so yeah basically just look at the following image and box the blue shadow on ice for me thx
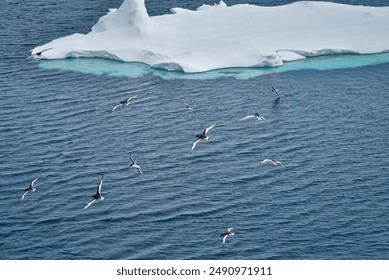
[38,52,389,80]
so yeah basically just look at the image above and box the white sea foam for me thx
[32,0,389,73]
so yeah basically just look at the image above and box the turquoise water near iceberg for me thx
[39,52,389,80]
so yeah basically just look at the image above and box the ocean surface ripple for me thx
[1,0,388,260]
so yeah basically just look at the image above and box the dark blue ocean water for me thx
[1,0,388,260]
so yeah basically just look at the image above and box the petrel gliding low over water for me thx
[260,159,285,168]
[83,175,104,209]
[112,96,136,111]
[130,156,143,175]
[221,227,235,246]
[185,104,196,114]
[20,178,38,202]
[240,113,269,124]
[190,124,216,154]
[272,85,280,95]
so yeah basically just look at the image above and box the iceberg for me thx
[31,0,389,73]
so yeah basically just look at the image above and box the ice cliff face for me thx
[91,0,150,36]
[32,0,389,73]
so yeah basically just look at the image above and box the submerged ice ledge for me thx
[32,0,389,73]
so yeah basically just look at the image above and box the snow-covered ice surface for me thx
[32,0,389,73]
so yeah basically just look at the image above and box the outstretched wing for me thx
[84,199,96,209]
[260,159,273,165]
[20,191,29,202]
[126,95,136,102]
[221,234,228,245]
[276,161,285,168]
[190,138,201,154]
[30,178,38,187]
[204,124,216,134]
[240,115,254,120]
[112,104,121,111]
[129,156,136,164]
[97,175,104,194]
[227,227,234,233]
[137,167,143,175]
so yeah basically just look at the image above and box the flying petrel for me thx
[129,156,142,175]
[29,47,53,58]
[271,85,280,95]
[112,96,136,111]
[260,159,285,168]
[190,124,216,154]
[185,104,196,114]
[83,175,104,209]
[221,227,235,246]
[20,178,38,202]
[240,113,269,124]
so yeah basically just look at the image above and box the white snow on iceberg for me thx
[31,0,389,73]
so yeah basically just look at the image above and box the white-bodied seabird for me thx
[190,124,216,154]
[260,158,285,168]
[129,156,142,175]
[240,113,269,124]
[83,175,104,209]
[20,178,38,202]
[112,96,136,111]
[221,227,235,246]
